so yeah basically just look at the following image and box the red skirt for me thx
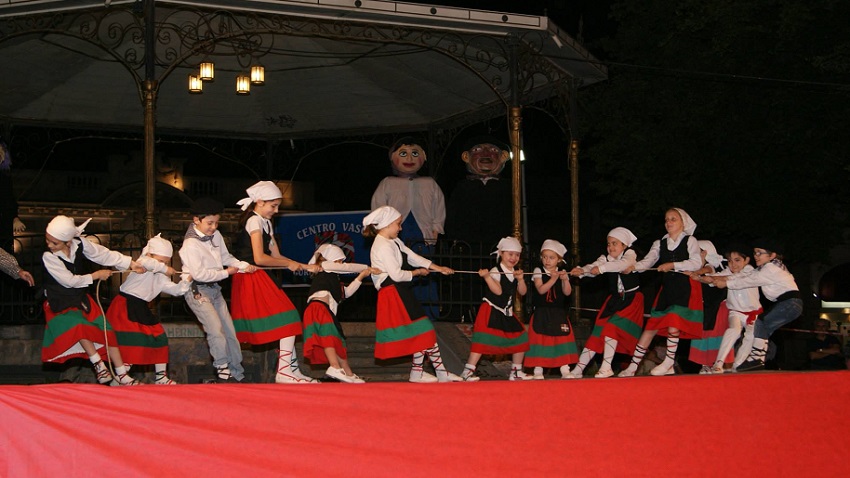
[470,302,529,355]
[302,301,347,364]
[105,295,169,365]
[525,308,578,367]
[584,292,646,355]
[41,295,113,363]
[645,279,704,339]
[374,285,436,359]
[231,271,302,345]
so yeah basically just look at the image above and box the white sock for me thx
[461,364,476,379]
[716,324,742,367]
[277,336,296,376]
[624,344,647,373]
[601,337,618,371]
[534,366,544,376]
[573,348,595,375]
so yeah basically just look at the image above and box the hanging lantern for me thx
[250,65,265,85]
[199,61,215,81]
[236,74,250,95]
[188,74,203,93]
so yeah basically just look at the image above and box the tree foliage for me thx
[580,0,850,262]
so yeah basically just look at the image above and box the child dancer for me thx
[694,244,762,373]
[462,236,531,381]
[106,234,190,384]
[619,208,704,377]
[688,240,732,374]
[569,227,644,378]
[702,238,800,371]
[362,206,461,383]
[41,215,140,385]
[231,181,319,384]
[303,244,378,383]
[180,198,255,383]
[525,239,578,379]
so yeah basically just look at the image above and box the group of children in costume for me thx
[33,176,801,384]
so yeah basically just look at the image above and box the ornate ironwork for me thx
[1,3,577,119]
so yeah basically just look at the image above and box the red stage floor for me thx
[1,371,847,477]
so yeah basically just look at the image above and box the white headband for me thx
[236,181,283,211]
[698,240,724,268]
[142,233,173,258]
[540,239,567,258]
[493,236,522,255]
[671,208,697,236]
[362,206,401,230]
[46,216,91,242]
[309,243,346,264]
[608,227,637,248]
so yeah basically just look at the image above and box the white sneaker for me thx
[460,371,481,382]
[291,368,319,383]
[508,369,533,381]
[711,364,725,374]
[324,366,364,383]
[436,371,464,382]
[650,360,675,376]
[409,369,439,383]
[276,372,320,384]
[594,368,614,378]
[699,365,712,375]
[155,376,178,385]
[533,367,545,380]
[617,367,637,378]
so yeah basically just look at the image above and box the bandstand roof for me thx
[0,0,606,140]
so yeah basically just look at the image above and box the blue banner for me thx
[275,210,371,284]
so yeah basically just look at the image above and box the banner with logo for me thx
[275,210,370,284]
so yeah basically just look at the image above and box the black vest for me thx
[604,249,641,293]
[234,222,272,264]
[532,269,567,309]
[483,264,517,310]
[308,271,345,305]
[43,238,94,313]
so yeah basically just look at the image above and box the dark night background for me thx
[7,0,850,270]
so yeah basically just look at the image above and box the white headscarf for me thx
[671,208,697,236]
[540,239,567,258]
[493,236,522,255]
[236,181,283,211]
[142,233,173,258]
[309,244,346,265]
[362,206,401,230]
[46,216,91,242]
[607,227,637,248]
[697,240,724,268]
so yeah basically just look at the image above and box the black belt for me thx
[774,290,801,302]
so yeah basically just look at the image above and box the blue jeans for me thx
[184,284,244,380]
[754,298,803,340]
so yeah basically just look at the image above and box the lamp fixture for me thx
[199,61,215,81]
[250,65,265,85]
[236,74,250,95]
[188,74,203,93]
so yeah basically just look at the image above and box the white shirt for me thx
[119,256,191,301]
[178,228,249,284]
[43,237,132,288]
[711,264,761,312]
[369,234,432,290]
[634,235,702,272]
[577,249,638,276]
[371,176,446,243]
[725,261,798,302]
[575,249,639,293]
